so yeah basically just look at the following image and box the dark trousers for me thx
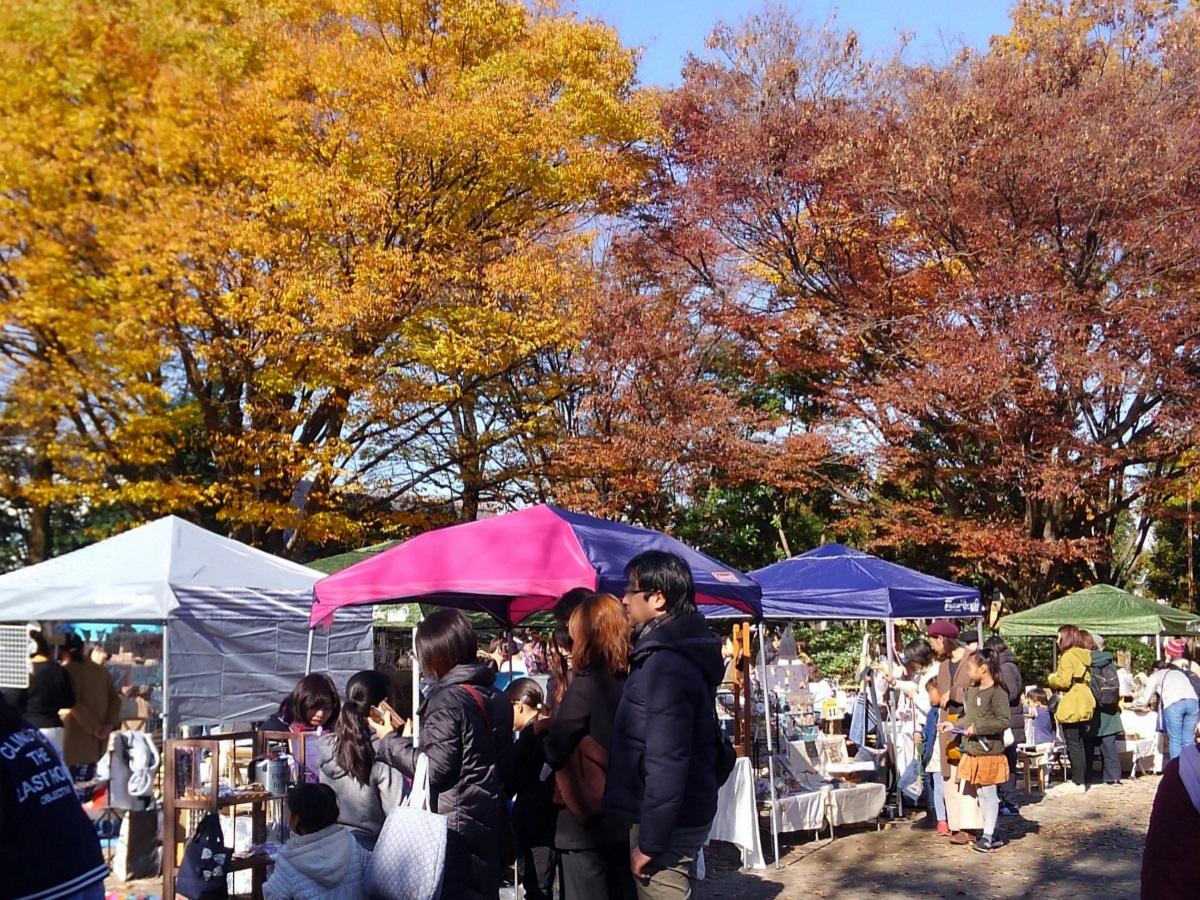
[997,743,1019,806]
[1062,723,1090,785]
[1096,732,1122,784]
[560,842,637,900]
[521,846,557,900]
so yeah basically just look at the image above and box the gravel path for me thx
[700,776,1157,899]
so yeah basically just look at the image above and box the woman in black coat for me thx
[544,592,636,900]
[373,609,513,900]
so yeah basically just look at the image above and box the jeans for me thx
[1062,722,1089,785]
[1163,698,1200,762]
[931,772,946,821]
[630,823,710,900]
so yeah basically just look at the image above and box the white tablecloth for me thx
[1120,709,1164,774]
[707,756,766,869]
[827,782,887,827]
[772,789,827,833]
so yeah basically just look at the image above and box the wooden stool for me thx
[1018,749,1046,794]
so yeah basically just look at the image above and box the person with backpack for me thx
[1046,624,1096,793]
[1139,638,1200,762]
[1088,634,1123,785]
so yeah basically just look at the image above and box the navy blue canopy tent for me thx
[703,543,981,620]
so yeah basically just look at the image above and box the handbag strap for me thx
[460,684,500,754]
[407,752,432,811]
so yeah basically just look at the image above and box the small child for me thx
[262,783,370,900]
[941,649,1011,853]
[1025,688,1056,745]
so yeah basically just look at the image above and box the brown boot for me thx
[949,830,972,845]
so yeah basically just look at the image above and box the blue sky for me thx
[568,0,1015,86]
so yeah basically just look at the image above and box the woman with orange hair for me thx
[544,592,636,900]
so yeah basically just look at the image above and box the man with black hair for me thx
[604,550,724,899]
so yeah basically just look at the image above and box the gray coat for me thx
[318,734,407,849]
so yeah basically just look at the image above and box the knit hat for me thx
[927,619,960,639]
[1165,637,1187,659]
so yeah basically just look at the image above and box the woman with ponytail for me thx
[318,670,406,849]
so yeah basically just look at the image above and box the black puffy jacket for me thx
[996,649,1025,733]
[602,612,724,857]
[378,663,513,900]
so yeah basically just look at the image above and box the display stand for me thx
[163,732,283,900]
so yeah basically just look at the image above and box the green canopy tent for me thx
[998,584,1200,637]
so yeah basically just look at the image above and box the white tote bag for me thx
[367,753,447,900]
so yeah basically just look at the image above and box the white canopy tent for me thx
[0,516,372,731]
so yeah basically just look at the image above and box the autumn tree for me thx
[648,2,1200,606]
[0,0,654,559]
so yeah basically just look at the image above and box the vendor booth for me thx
[997,583,1200,639]
[707,544,983,865]
[0,515,373,732]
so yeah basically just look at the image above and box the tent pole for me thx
[758,622,781,868]
[304,627,315,675]
[1156,633,1163,660]
[885,619,901,818]
[412,624,421,748]
[161,620,171,738]
[507,628,518,892]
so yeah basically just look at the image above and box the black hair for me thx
[983,635,1009,655]
[62,632,85,664]
[416,608,478,680]
[971,648,1009,696]
[291,673,341,728]
[506,677,544,710]
[555,587,594,626]
[624,550,696,618]
[29,630,49,658]
[902,638,934,669]
[287,782,340,835]
[335,670,391,786]
[1026,687,1048,704]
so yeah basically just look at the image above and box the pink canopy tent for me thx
[309,504,762,628]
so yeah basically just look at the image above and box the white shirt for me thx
[1142,663,1198,708]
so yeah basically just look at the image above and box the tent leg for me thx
[161,620,171,738]
[758,623,781,869]
[885,620,901,818]
[507,630,518,893]
[412,624,421,748]
[304,627,315,675]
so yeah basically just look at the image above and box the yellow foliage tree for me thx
[0,0,654,558]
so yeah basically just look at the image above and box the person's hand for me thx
[402,717,414,737]
[369,716,396,740]
[938,722,954,733]
[964,725,976,736]
[631,846,653,882]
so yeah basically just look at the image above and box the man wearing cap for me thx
[927,620,980,843]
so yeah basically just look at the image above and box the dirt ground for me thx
[108,776,1157,898]
[699,776,1157,900]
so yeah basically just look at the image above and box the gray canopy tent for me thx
[0,516,373,732]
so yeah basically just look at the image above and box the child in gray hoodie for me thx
[263,783,371,900]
